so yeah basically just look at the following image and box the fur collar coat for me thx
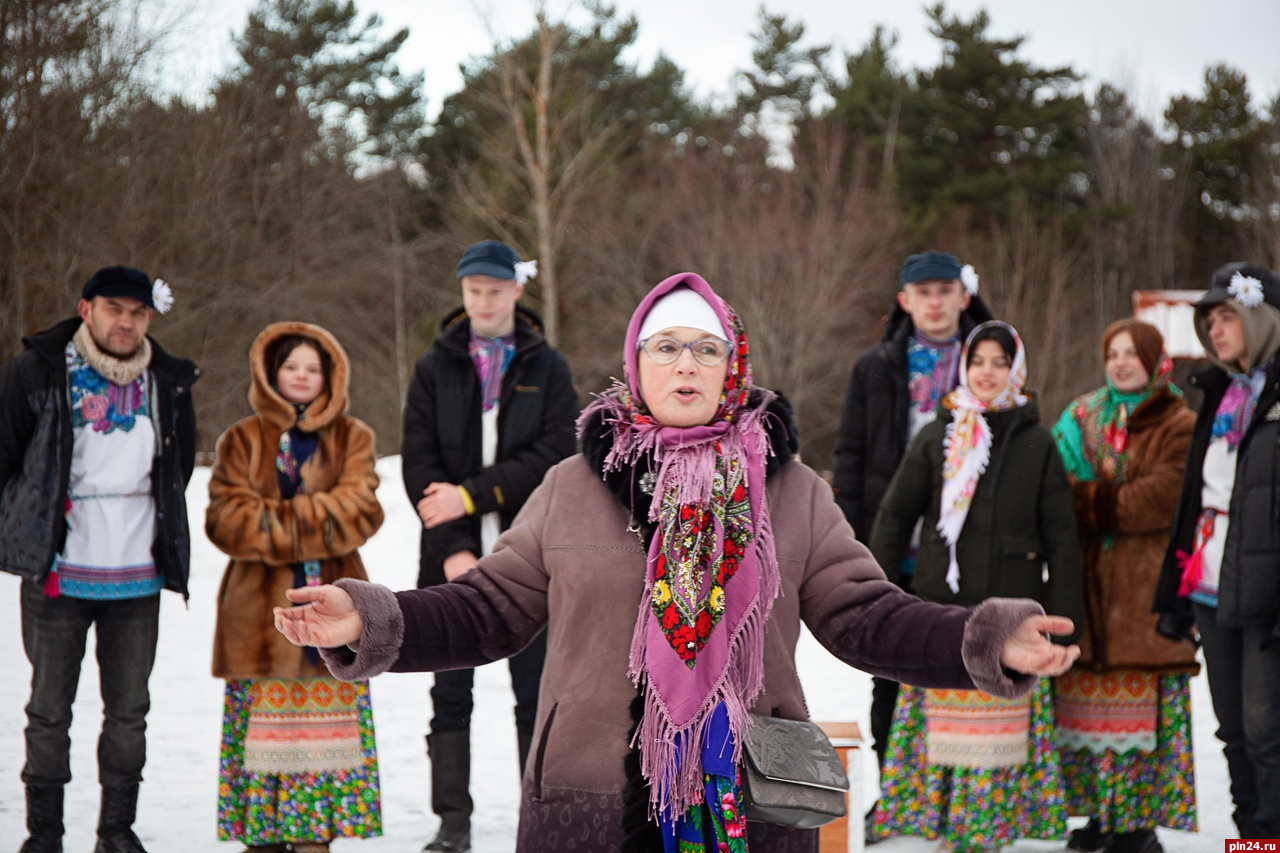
[208,321,384,679]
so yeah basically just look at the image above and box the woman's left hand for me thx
[1000,614,1080,676]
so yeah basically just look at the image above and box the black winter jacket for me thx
[0,318,200,597]
[831,298,993,543]
[401,305,579,588]
[1155,362,1280,643]
[868,397,1083,641]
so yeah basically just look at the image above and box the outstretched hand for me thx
[1000,614,1080,677]
[273,584,363,649]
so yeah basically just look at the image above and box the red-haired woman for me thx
[1051,319,1199,853]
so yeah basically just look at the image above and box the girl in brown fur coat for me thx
[207,322,385,852]
[1051,320,1199,853]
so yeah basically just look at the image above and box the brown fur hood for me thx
[249,321,351,432]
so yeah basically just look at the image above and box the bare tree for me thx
[449,3,627,346]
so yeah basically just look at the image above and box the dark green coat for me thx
[869,397,1083,642]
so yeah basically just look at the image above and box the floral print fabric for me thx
[871,679,1067,853]
[652,456,753,667]
[907,332,961,439]
[1060,674,1197,833]
[66,342,149,433]
[218,677,382,844]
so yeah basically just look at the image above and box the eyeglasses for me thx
[639,335,731,366]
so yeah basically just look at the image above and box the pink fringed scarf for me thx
[578,273,779,822]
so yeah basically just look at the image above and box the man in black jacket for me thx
[0,266,199,853]
[1155,262,1280,841]
[401,240,578,853]
[830,251,992,827]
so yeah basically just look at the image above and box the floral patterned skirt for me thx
[1058,673,1197,833]
[871,679,1067,852]
[218,677,382,844]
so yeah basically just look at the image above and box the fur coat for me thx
[208,321,383,679]
[1072,387,1199,671]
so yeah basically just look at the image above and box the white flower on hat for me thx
[151,278,174,314]
[1228,271,1264,309]
[959,264,979,296]
[514,260,538,286]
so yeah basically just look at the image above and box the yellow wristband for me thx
[457,485,476,516]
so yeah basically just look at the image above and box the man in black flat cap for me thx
[401,240,579,852]
[0,266,199,853]
[1155,262,1280,842]
[830,250,993,837]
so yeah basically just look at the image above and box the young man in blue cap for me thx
[0,266,199,853]
[831,250,992,836]
[401,240,579,852]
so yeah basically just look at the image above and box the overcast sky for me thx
[167,0,1280,123]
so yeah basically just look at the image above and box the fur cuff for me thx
[961,598,1043,699]
[319,578,405,680]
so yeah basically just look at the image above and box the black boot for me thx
[93,784,148,853]
[1067,818,1112,852]
[517,728,534,778]
[19,785,64,853]
[1108,828,1162,853]
[424,731,472,853]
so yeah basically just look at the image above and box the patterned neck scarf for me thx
[908,330,962,418]
[1212,360,1271,450]
[938,321,1029,594]
[1054,351,1178,483]
[276,409,319,499]
[469,328,516,412]
[577,274,777,835]
[64,342,150,435]
[278,417,322,661]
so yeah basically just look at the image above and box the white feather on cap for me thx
[960,264,979,296]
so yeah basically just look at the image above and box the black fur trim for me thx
[580,388,801,547]
[620,692,663,852]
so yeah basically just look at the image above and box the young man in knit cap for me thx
[830,250,992,835]
[401,240,579,852]
[1155,262,1280,842]
[0,266,199,853]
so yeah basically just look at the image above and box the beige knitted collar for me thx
[73,323,151,386]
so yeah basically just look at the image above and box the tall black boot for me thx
[517,729,534,778]
[93,784,148,853]
[19,784,64,853]
[424,731,472,853]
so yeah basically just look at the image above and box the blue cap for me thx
[456,240,520,281]
[81,265,154,308]
[900,251,962,285]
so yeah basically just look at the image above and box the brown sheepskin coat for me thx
[1070,387,1198,672]
[208,322,384,679]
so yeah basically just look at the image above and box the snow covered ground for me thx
[0,459,1235,850]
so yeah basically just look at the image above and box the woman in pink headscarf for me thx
[273,273,1078,852]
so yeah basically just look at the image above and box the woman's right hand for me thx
[274,584,363,648]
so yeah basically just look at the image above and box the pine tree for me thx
[895,4,1088,229]
[1165,63,1266,280]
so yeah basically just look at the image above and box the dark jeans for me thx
[1194,601,1280,835]
[20,581,160,787]
[430,628,547,735]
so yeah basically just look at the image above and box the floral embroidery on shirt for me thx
[66,343,149,434]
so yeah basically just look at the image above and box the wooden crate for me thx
[815,721,865,853]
